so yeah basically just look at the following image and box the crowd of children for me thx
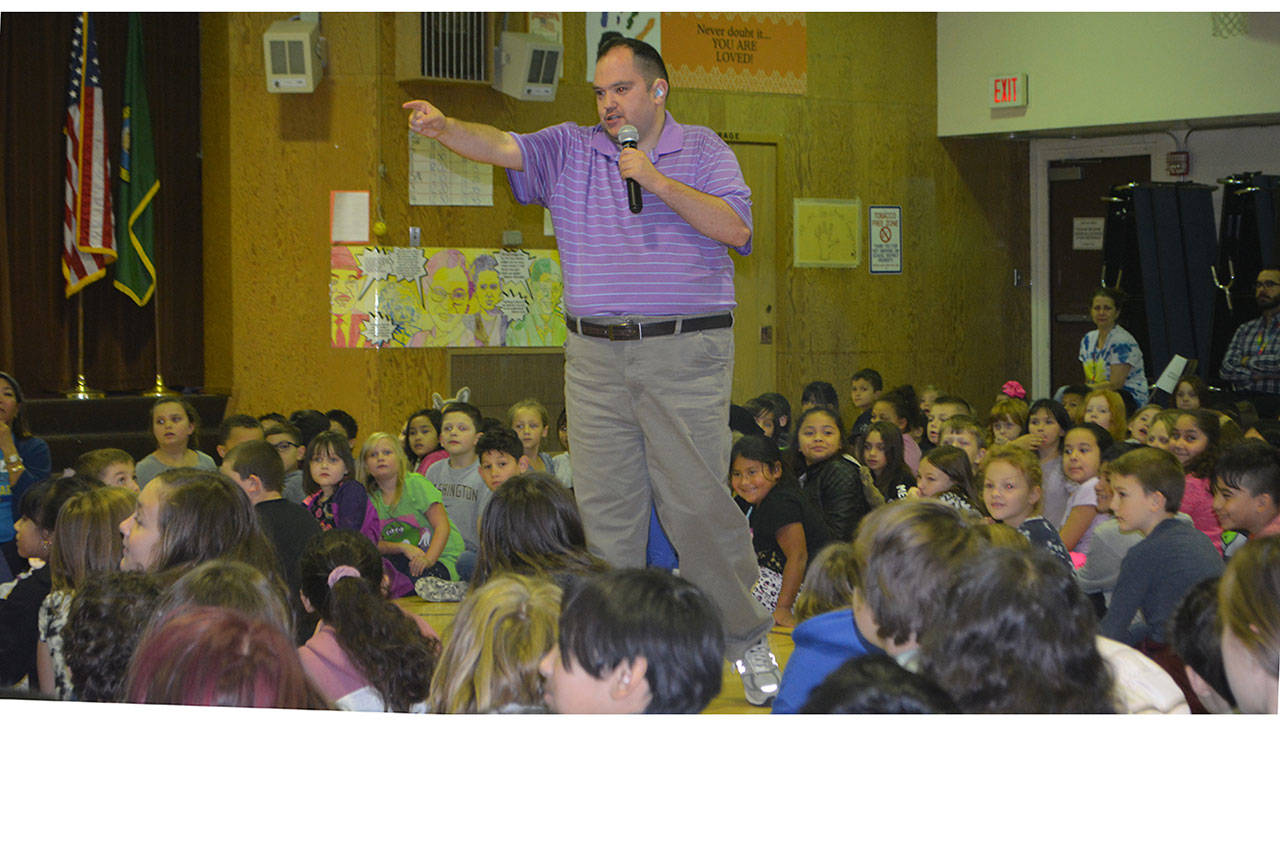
[0,362,1278,715]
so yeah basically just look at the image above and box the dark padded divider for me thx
[1179,184,1218,381]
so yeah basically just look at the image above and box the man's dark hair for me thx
[596,36,669,89]
[851,368,883,392]
[325,408,358,442]
[800,655,958,714]
[476,425,524,462]
[225,439,286,494]
[558,568,724,714]
[264,421,302,445]
[1214,438,1280,504]
[1169,576,1236,708]
[217,414,263,445]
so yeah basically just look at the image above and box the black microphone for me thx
[619,124,642,214]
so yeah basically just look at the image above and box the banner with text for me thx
[661,12,806,95]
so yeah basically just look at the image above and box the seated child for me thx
[425,401,491,581]
[793,542,859,623]
[919,545,1116,713]
[1211,439,1280,539]
[476,426,529,494]
[427,573,562,713]
[403,407,447,475]
[800,380,839,412]
[1170,577,1236,713]
[757,392,793,450]
[926,395,971,448]
[791,406,873,541]
[938,414,987,469]
[508,398,556,475]
[1101,447,1224,648]
[799,654,958,714]
[980,445,1073,571]
[0,475,96,689]
[870,389,921,473]
[325,408,358,451]
[38,486,137,698]
[265,421,307,504]
[125,605,326,709]
[297,529,441,712]
[848,368,883,442]
[730,435,829,628]
[301,431,404,594]
[861,421,916,501]
[215,414,265,461]
[134,397,217,489]
[469,473,609,593]
[361,432,464,584]
[1082,389,1128,443]
[145,558,296,642]
[538,568,724,714]
[772,501,982,714]
[1059,423,1112,556]
[988,397,1028,446]
[1216,536,1280,713]
[908,445,983,518]
[221,439,324,639]
[1059,384,1090,424]
[1126,404,1161,445]
[551,407,572,488]
[74,448,139,492]
[62,571,163,701]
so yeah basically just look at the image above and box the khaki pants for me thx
[565,326,772,660]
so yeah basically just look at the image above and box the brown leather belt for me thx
[565,312,733,341]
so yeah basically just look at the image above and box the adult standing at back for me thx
[404,36,780,702]
[0,372,51,583]
[1079,287,1149,407]
[1220,267,1280,417]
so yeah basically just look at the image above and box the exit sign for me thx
[990,74,1027,108]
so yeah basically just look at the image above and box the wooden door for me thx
[729,142,778,404]
[1048,155,1151,393]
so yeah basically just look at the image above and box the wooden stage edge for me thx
[401,599,795,716]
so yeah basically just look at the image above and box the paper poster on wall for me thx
[586,12,660,79]
[330,191,370,244]
[868,205,902,274]
[794,198,861,268]
[330,245,565,349]
[1073,217,1105,251]
[409,133,493,207]
[662,12,807,95]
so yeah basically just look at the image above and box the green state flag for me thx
[114,12,159,307]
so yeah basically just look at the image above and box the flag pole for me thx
[64,294,104,399]
[145,281,167,396]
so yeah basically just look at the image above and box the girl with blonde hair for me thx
[427,573,562,714]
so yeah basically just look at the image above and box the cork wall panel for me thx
[201,13,234,394]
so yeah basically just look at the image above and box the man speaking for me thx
[404,36,780,703]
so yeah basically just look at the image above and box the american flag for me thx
[62,12,115,296]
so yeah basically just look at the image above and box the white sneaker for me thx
[735,636,780,706]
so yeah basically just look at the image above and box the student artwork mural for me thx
[330,246,567,349]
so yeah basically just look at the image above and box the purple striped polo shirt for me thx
[506,113,752,318]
